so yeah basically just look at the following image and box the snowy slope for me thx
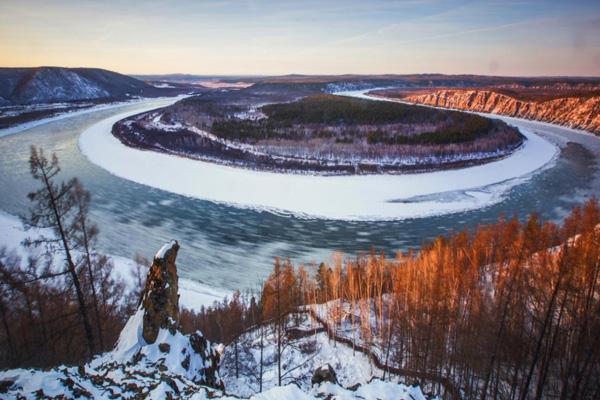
[0,307,224,399]
[0,234,431,399]
[0,293,430,399]
[0,67,153,105]
[220,312,432,399]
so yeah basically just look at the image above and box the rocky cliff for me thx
[401,89,600,134]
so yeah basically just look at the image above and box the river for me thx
[0,96,598,291]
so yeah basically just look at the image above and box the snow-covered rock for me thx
[0,241,224,399]
[142,240,181,344]
[312,364,338,386]
[0,235,431,399]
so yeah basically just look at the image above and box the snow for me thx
[112,306,146,361]
[0,207,431,399]
[0,210,228,311]
[250,385,314,400]
[0,99,140,138]
[315,380,426,400]
[220,311,435,398]
[155,239,178,258]
[79,91,559,221]
[0,370,426,400]
[145,111,185,131]
[310,298,392,362]
[151,82,176,88]
[223,330,378,396]
[179,278,230,310]
[195,80,253,89]
[220,310,433,399]
[106,323,213,382]
[0,309,223,399]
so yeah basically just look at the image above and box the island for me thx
[112,87,524,175]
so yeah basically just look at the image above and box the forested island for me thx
[113,92,524,174]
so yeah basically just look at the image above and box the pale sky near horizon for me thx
[1,0,599,76]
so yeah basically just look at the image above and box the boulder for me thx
[311,364,338,386]
[158,343,171,353]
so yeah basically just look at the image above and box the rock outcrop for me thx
[141,240,180,344]
[0,241,224,399]
[401,89,600,134]
[311,364,338,386]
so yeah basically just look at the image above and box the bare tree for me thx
[71,181,104,350]
[23,146,95,359]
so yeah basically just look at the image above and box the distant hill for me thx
[0,67,158,105]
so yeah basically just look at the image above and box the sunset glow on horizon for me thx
[1,0,599,76]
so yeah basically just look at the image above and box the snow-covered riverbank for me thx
[0,95,188,139]
[78,92,558,220]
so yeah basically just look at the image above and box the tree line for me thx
[188,200,600,399]
[209,94,516,146]
[0,147,145,368]
[2,146,598,399]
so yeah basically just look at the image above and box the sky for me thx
[0,0,599,76]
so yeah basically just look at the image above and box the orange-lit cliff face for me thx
[399,89,600,134]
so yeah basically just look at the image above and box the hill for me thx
[0,67,161,105]
[371,87,600,135]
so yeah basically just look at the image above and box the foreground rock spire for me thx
[141,240,181,344]
[0,241,224,398]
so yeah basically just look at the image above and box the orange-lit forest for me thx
[1,148,599,399]
[191,200,600,399]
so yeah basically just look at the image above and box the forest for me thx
[188,200,600,400]
[0,147,598,399]
[211,94,511,146]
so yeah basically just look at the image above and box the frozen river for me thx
[0,94,598,291]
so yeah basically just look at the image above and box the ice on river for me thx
[78,93,559,221]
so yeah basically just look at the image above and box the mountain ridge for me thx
[0,66,156,105]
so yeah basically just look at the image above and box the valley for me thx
[1,70,599,400]
[3,1,600,398]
